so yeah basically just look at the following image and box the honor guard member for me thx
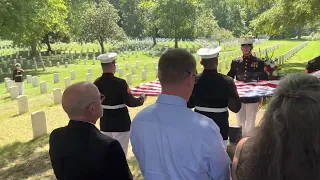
[188,46,241,149]
[94,53,147,157]
[12,63,24,95]
[227,37,268,137]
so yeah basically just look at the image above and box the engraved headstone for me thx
[32,76,39,87]
[86,73,92,83]
[17,95,29,114]
[40,81,47,94]
[31,111,48,138]
[9,86,19,99]
[53,88,62,105]
[64,77,71,88]
[54,73,59,83]
[6,80,14,92]
[71,71,76,80]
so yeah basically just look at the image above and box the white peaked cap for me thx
[97,53,117,63]
[238,37,255,45]
[197,46,222,59]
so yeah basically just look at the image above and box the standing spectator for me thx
[49,82,132,180]
[131,49,231,180]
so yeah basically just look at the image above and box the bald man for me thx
[49,82,133,180]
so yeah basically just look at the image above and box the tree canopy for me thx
[0,0,319,56]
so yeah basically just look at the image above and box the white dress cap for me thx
[238,37,255,45]
[197,46,222,59]
[97,53,117,63]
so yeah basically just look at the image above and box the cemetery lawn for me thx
[0,40,319,179]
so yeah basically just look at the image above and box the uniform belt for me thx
[195,106,228,113]
[102,104,126,109]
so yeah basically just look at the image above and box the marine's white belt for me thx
[102,104,126,109]
[195,106,228,113]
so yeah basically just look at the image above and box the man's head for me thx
[197,47,221,69]
[97,53,117,73]
[158,48,196,100]
[62,82,104,124]
[239,37,255,56]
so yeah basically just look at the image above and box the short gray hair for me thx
[158,48,196,85]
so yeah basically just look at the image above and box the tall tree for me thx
[250,0,320,38]
[156,0,199,48]
[139,0,159,45]
[79,1,126,53]
[0,0,68,56]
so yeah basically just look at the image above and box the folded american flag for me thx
[130,80,280,98]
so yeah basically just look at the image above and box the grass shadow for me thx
[280,62,306,74]
[127,156,143,180]
[0,135,49,168]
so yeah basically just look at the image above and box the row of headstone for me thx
[277,42,308,65]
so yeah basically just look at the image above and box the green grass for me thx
[0,39,319,180]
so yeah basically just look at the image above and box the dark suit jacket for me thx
[49,120,133,180]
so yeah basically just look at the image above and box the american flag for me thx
[130,80,280,98]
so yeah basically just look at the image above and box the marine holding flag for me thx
[94,53,147,157]
[227,37,268,137]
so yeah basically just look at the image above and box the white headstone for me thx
[26,75,32,83]
[4,77,10,86]
[10,86,19,99]
[8,68,11,74]
[115,64,118,72]
[126,74,132,85]
[57,62,60,67]
[86,73,92,83]
[132,66,136,74]
[54,73,59,83]
[71,71,76,80]
[142,70,147,81]
[49,61,52,67]
[17,95,29,114]
[40,81,47,94]
[53,88,62,105]
[76,59,79,64]
[64,77,71,88]
[136,61,139,68]
[0,68,3,74]
[6,80,13,92]
[144,64,148,71]
[32,76,38,87]
[31,111,48,138]
[126,63,129,70]
[65,62,68,68]
[155,67,158,77]
[119,68,124,77]
[154,62,157,70]
[88,68,92,74]
[92,59,96,65]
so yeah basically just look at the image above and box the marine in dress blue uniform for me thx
[94,53,146,157]
[188,47,241,149]
[227,37,268,137]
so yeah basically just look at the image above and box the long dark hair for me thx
[240,73,320,180]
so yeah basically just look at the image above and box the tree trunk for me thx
[44,34,52,53]
[174,35,178,48]
[152,26,157,46]
[31,40,37,57]
[99,37,105,53]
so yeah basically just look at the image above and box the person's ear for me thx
[200,61,203,65]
